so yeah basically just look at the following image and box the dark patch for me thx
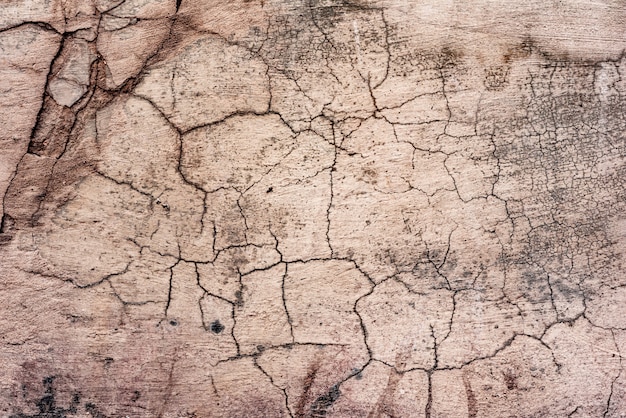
[84,402,108,418]
[210,320,225,334]
[503,371,518,390]
[28,97,75,157]
[484,66,509,90]
[503,36,534,63]
[10,376,81,418]
[296,363,318,417]
[370,366,402,417]
[234,290,243,306]
[310,385,340,417]
[0,213,15,233]
[267,187,273,193]
[144,15,192,65]
[0,233,13,245]
[131,391,141,402]
[361,167,378,184]
[462,373,477,418]
[439,46,462,69]
[169,319,178,326]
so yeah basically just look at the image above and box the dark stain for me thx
[267,187,273,193]
[131,390,141,402]
[310,385,340,417]
[0,232,13,245]
[84,402,108,418]
[0,213,15,234]
[503,371,518,390]
[503,36,534,63]
[439,46,462,69]
[234,290,243,307]
[296,363,318,417]
[361,167,378,184]
[462,373,477,418]
[169,319,178,326]
[484,66,509,90]
[27,96,75,157]
[10,376,80,418]
[210,320,225,334]
[519,37,535,56]
[368,366,402,418]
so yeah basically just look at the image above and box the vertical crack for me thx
[326,123,338,257]
[282,263,295,343]
[425,371,433,418]
[253,358,294,418]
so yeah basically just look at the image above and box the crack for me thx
[326,124,338,257]
[22,261,131,291]
[354,289,375,361]
[253,358,294,418]
[282,263,295,343]
[430,324,439,370]
[180,108,296,136]
[95,170,157,204]
[425,370,433,418]
[0,27,65,231]
[603,329,623,417]
[0,21,62,35]
[163,258,181,320]
[214,342,349,367]
[4,5,626,417]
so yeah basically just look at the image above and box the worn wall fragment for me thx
[1,0,625,417]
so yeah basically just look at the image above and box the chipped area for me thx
[1,0,626,416]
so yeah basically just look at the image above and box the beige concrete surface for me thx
[0,0,625,416]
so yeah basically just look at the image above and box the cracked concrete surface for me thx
[1,0,625,416]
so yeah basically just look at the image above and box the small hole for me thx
[210,320,225,334]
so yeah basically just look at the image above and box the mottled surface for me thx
[1,0,625,417]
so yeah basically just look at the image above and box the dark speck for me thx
[210,320,225,334]
[169,320,178,326]
[267,187,273,193]
[131,391,141,402]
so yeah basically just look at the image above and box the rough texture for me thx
[1,1,625,417]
